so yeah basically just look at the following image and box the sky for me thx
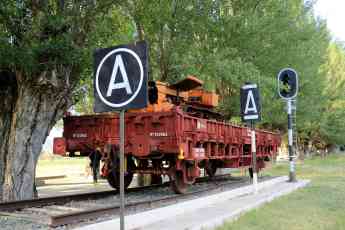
[314,0,345,41]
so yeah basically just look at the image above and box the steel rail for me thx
[0,183,168,212]
[0,190,117,212]
[0,174,234,212]
[49,176,250,227]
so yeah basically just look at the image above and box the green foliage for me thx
[319,43,345,144]
[125,0,344,146]
[74,6,134,114]
[218,154,345,230]
[0,0,123,80]
[2,0,344,145]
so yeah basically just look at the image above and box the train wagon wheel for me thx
[205,161,217,178]
[171,171,188,194]
[106,171,133,190]
[106,155,135,190]
[151,174,163,185]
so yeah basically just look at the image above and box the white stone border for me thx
[75,176,309,230]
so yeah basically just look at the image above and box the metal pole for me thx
[251,121,258,194]
[120,110,125,230]
[287,100,296,182]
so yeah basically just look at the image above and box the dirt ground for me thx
[36,156,114,197]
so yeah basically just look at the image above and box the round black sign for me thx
[95,48,144,108]
[277,68,298,99]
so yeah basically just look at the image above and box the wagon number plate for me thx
[150,132,168,137]
[72,133,88,138]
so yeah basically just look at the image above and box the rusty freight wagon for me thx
[53,76,281,193]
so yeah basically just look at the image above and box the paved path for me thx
[76,176,309,230]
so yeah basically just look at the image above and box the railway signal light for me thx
[277,67,298,183]
[277,68,298,99]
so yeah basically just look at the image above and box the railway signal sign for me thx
[277,68,298,183]
[93,41,148,230]
[94,41,148,112]
[277,68,298,100]
[240,83,261,122]
[240,83,261,194]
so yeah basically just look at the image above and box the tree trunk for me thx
[0,71,18,200]
[298,143,305,162]
[306,140,313,157]
[159,25,169,82]
[0,70,73,201]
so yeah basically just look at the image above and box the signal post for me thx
[277,68,298,182]
[240,83,261,194]
[94,41,148,230]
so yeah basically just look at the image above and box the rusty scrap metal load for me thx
[53,76,281,193]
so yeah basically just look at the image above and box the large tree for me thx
[0,0,122,201]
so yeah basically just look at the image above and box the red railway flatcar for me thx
[54,76,281,193]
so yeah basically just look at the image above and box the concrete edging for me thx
[76,176,302,230]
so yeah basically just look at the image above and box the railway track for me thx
[0,175,254,227]
[0,182,169,212]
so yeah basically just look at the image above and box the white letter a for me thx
[106,55,132,96]
[244,90,257,114]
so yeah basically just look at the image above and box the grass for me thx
[217,154,345,230]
